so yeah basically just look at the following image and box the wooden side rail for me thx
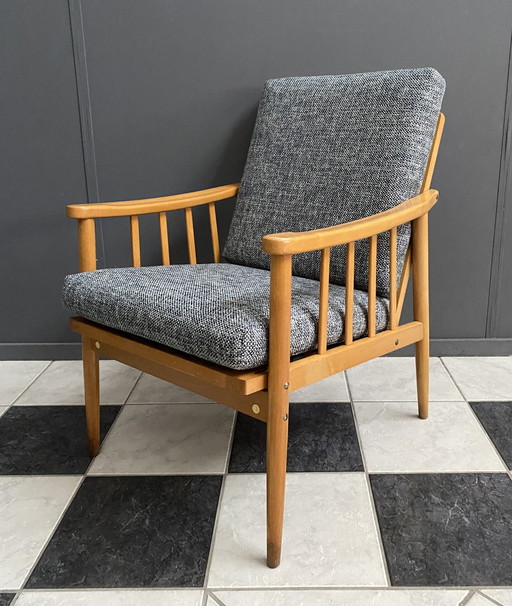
[68,184,239,272]
[262,189,438,255]
[267,190,439,357]
[67,184,239,219]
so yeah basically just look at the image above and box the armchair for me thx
[63,68,445,568]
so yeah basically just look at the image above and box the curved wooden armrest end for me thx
[66,184,240,219]
[262,189,439,255]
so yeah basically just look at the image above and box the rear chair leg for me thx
[82,337,100,456]
[415,338,429,420]
[412,213,430,420]
[266,393,289,569]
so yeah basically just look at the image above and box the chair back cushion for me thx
[223,68,445,297]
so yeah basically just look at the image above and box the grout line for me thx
[17,473,88,592]
[8,585,512,594]
[201,586,512,592]
[438,358,469,401]
[459,590,476,605]
[202,412,237,591]
[206,590,228,606]
[440,359,511,474]
[82,364,141,477]
[8,593,22,606]
[475,589,507,606]
[9,361,53,406]
[345,372,392,588]
[120,370,143,406]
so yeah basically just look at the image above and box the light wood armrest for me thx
[262,189,439,255]
[67,184,239,219]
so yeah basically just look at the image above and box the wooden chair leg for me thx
[412,213,430,420]
[266,253,292,568]
[82,337,100,456]
[266,393,289,568]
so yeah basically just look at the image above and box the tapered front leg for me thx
[412,213,430,420]
[82,337,100,456]
[266,254,292,568]
[266,389,290,568]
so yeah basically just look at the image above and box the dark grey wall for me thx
[1,0,511,358]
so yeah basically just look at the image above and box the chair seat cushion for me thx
[63,264,389,370]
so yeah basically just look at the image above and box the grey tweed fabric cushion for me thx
[223,68,445,297]
[63,264,389,370]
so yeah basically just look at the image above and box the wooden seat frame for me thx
[67,113,445,569]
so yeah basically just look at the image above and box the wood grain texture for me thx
[158,212,170,265]
[367,234,377,337]
[130,215,141,267]
[67,184,239,219]
[344,242,355,345]
[317,247,330,354]
[266,254,292,568]
[209,202,221,263]
[262,189,438,255]
[185,207,197,264]
[77,219,96,272]
[82,337,100,457]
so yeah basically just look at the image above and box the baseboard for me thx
[0,338,511,360]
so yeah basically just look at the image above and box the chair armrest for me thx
[66,184,240,219]
[261,189,439,255]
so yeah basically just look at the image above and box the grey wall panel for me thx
[1,0,511,355]
[0,0,87,343]
[496,218,512,336]
[81,0,512,339]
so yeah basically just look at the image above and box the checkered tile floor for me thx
[1,356,512,605]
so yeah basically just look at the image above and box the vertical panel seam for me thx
[486,20,512,338]
[67,0,106,267]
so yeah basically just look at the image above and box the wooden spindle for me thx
[396,247,411,322]
[130,215,141,267]
[208,202,221,263]
[159,212,170,265]
[345,242,355,345]
[367,235,377,337]
[318,247,330,354]
[184,207,197,264]
[389,227,398,329]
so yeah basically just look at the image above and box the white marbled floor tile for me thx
[482,589,512,605]
[354,401,506,472]
[290,372,349,402]
[88,403,234,475]
[467,594,500,605]
[126,372,213,404]
[346,357,462,401]
[212,589,469,606]
[0,361,50,405]
[442,357,512,401]
[208,473,387,588]
[0,476,80,590]
[16,589,203,606]
[15,360,140,405]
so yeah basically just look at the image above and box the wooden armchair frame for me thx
[67,113,444,569]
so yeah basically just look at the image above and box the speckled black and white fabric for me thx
[62,264,389,370]
[223,68,445,297]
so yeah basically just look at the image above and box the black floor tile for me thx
[0,594,15,606]
[470,402,512,468]
[229,402,363,472]
[370,473,512,586]
[0,406,120,474]
[26,475,222,588]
